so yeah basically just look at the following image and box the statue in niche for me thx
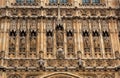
[47,37,53,52]
[38,59,45,69]
[31,37,36,46]
[67,38,73,48]
[115,51,120,59]
[56,31,63,45]
[19,60,25,67]
[57,48,64,59]
[9,37,16,52]
[10,37,15,46]
[47,37,53,48]
[84,38,90,48]
[93,38,100,49]
[20,37,26,52]
[0,51,4,58]
[30,37,36,52]
[78,58,83,67]
[104,38,111,48]
[39,51,43,59]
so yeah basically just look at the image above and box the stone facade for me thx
[0,0,120,78]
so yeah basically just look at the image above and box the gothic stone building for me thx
[0,0,120,78]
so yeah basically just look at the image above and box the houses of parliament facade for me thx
[0,0,120,78]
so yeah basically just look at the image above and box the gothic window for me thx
[102,31,111,52]
[93,31,100,52]
[50,0,57,3]
[66,21,74,55]
[83,32,91,52]
[82,0,90,4]
[60,0,67,3]
[16,0,24,3]
[46,20,53,54]
[92,0,100,3]
[67,35,74,54]
[101,20,111,53]
[92,21,101,52]
[56,24,64,47]
[30,20,37,52]
[9,20,17,53]
[19,19,27,53]
[46,31,53,53]
[26,0,35,3]
[82,21,91,53]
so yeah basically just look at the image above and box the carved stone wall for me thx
[0,0,120,78]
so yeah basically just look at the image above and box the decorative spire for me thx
[6,0,9,6]
[57,0,62,25]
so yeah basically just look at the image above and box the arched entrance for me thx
[43,73,79,78]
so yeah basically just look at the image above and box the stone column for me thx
[1,19,4,51]
[73,19,77,59]
[53,19,57,59]
[43,20,46,59]
[0,20,1,52]
[27,19,30,58]
[64,20,67,59]
[89,20,94,59]
[109,19,115,58]
[40,18,44,54]
[76,19,81,58]
[3,18,7,58]
[111,19,119,58]
[16,19,20,58]
[99,19,105,58]
[5,18,10,58]
[79,20,84,59]
[37,19,41,58]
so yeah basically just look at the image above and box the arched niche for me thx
[43,73,79,78]
[8,74,22,78]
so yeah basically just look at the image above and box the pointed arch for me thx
[43,73,79,78]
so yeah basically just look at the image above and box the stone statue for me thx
[47,37,53,48]
[57,31,63,44]
[38,59,45,69]
[57,48,64,59]
[67,38,73,48]
[78,58,82,67]
[115,51,120,59]
[0,51,4,58]
[104,38,110,48]
[94,38,100,48]
[84,38,90,48]
[31,37,36,48]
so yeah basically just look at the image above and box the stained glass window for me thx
[92,0,100,3]
[82,0,90,3]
